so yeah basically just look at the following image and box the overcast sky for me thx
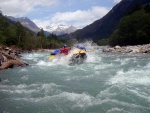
[0,0,122,29]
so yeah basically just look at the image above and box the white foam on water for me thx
[34,54,71,67]
[1,84,30,93]
[40,83,62,96]
[20,75,29,81]
[114,58,131,65]
[11,88,150,112]
[64,73,94,81]
[58,92,93,108]
[96,85,118,99]
[92,98,150,111]
[0,83,61,98]
[22,53,40,60]
[19,68,28,72]
[94,63,113,70]
[109,68,150,86]
[96,84,149,109]
[107,108,127,113]
[12,94,150,113]
[13,91,94,108]
[86,52,101,63]
[36,60,51,66]
[21,52,49,63]
[145,62,150,69]
[0,79,10,84]
[62,91,149,110]
[127,88,150,102]
[0,88,38,97]
[111,99,150,110]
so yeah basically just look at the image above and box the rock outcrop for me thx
[0,46,28,70]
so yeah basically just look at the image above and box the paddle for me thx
[49,53,56,61]
[49,55,55,61]
[49,49,61,61]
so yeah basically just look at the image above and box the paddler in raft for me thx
[49,44,71,60]
[68,45,87,65]
[59,44,71,55]
[75,45,87,59]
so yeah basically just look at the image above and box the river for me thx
[0,44,150,113]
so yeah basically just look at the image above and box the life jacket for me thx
[73,49,86,54]
[60,47,71,55]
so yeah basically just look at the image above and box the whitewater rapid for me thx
[0,44,150,113]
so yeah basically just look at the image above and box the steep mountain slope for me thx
[70,0,150,41]
[6,16,40,33]
[109,4,150,46]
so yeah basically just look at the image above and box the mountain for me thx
[69,0,150,42]
[45,24,77,36]
[0,12,37,49]
[6,16,76,36]
[6,16,40,33]
[109,3,150,46]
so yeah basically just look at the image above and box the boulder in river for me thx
[0,46,28,70]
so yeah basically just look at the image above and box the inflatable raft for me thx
[69,49,87,65]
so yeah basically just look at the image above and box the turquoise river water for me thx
[0,45,150,113]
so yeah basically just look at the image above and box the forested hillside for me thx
[109,4,150,46]
[0,12,72,50]
[64,0,150,43]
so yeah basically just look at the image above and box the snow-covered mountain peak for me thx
[45,24,77,36]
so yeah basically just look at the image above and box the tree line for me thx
[0,12,73,50]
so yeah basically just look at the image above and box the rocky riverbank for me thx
[103,44,150,54]
[1,44,150,70]
[0,46,28,70]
